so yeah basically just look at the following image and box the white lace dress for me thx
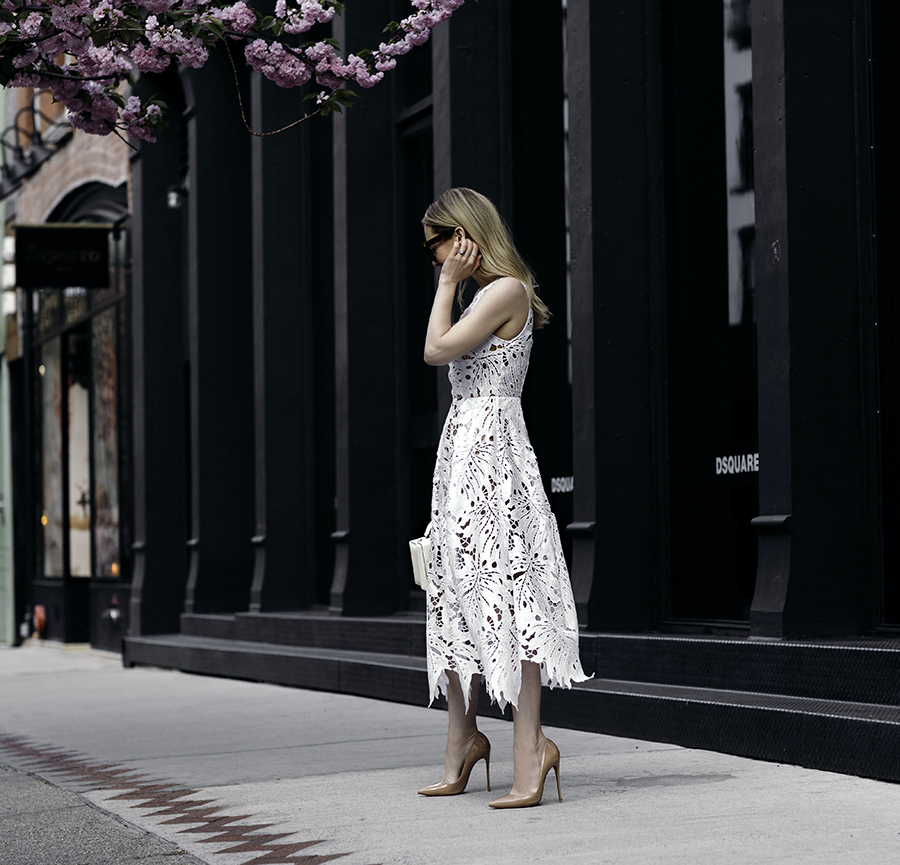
[426,279,590,710]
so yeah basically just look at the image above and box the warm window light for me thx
[40,513,47,526]
[111,562,119,576]
[167,185,186,209]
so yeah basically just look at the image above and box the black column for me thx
[247,73,318,612]
[128,71,189,635]
[565,0,662,629]
[330,2,404,615]
[181,56,255,614]
[432,0,511,208]
[750,0,874,636]
[509,0,571,571]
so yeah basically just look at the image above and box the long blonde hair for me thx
[422,187,551,328]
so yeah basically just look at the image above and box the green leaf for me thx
[91,28,111,48]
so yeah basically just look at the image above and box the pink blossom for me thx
[19,12,43,38]
[132,43,171,73]
[77,45,132,78]
[218,2,256,34]
[245,39,312,88]
[120,95,144,126]
[142,0,176,12]
[68,84,120,136]
[274,0,334,35]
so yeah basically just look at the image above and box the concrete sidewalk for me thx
[1,642,898,865]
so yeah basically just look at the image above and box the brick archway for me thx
[16,130,130,225]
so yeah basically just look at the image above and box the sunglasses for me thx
[423,229,455,263]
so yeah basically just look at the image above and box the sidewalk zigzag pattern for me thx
[0,733,368,865]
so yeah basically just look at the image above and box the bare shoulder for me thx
[478,277,529,339]
[479,277,529,312]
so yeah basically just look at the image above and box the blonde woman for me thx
[418,188,589,808]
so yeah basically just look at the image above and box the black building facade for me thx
[21,0,899,779]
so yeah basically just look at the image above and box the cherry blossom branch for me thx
[0,0,466,142]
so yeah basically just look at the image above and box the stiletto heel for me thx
[488,738,561,809]
[418,731,492,796]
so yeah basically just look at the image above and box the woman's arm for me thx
[424,240,525,366]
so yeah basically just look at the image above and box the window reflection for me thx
[92,229,127,307]
[63,286,89,324]
[727,0,751,51]
[92,308,120,577]
[67,327,91,576]
[37,289,61,338]
[724,0,755,326]
[30,222,128,587]
[39,338,63,576]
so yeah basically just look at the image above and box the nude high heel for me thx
[418,731,492,796]
[488,738,561,809]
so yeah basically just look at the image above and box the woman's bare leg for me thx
[490,660,547,802]
[440,669,482,781]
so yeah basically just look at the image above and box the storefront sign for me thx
[15,224,111,289]
[715,453,759,475]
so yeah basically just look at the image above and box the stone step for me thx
[180,612,900,707]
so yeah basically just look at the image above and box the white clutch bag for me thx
[409,521,432,590]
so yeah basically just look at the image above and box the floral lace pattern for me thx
[427,280,590,710]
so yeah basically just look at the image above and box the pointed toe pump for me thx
[418,731,492,796]
[488,738,561,809]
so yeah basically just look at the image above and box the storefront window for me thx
[67,326,91,576]
[92,229,127,308]
[39,337,63,576]
[663,0,758,622]
[63,286,89,324]
[871,0,900,625]
[19,187,130,643]
[37,289,61,338]
[92,308,120,577]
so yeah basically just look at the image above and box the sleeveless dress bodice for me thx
[447,284,532,400]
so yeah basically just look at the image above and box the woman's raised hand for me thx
[440,237,481,283]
